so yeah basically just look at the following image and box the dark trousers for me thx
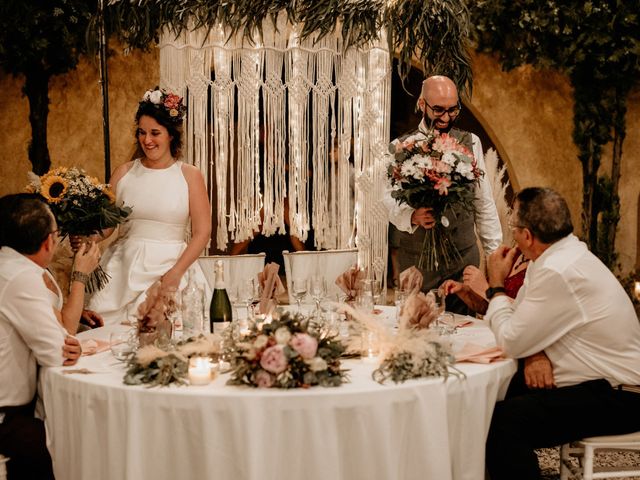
[486,375,640,480]
[0,401,54,480]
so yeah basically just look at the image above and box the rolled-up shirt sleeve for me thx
[2,271,67,367]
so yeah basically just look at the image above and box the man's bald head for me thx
[418,76,460,132]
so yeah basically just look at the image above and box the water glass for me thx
[394,287,407,325]
[110,331,133,361]
[429,288,446,315]
[309,276,327,314]
[439,312,456,336]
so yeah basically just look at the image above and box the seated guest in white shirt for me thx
[484,187,640,480]
[0,193,83,480]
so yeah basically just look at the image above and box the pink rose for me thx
[260,345,288,374]
[290,333,318,360]
[163,93,181,109]
[254,369,274,388]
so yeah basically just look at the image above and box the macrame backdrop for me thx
[159,12,391,283]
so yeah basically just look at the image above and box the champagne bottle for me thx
[209,260,232,334]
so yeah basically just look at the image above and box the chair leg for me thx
[559,444,570,480]
[582,445,594,480]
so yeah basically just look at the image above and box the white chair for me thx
[559,431,640,480]
[197,253,266,294]
[282,248,358,304]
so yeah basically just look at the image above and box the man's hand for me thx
[524,351,556,389]
[69,234,102,253]
[63,335,82,366]
[411,207,436,230]
[487,245,518,287]
[80,309,104,329]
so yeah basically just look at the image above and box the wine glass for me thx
[291,278,308,313]
[429,288,446,330]
[309,275,327,315]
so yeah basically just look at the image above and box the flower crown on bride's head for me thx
[139,87,186,124]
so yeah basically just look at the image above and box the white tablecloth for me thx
[40,311,516,480]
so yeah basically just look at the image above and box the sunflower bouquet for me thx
[26,166,132,291]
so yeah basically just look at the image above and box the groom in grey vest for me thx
[384,76,502,314]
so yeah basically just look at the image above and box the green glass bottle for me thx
[209,260,232,334]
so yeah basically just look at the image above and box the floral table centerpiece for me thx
[388,131,483,270]
[227,311,349,388]
[124,334,222,387]
[26,166,132,292]
[341,299,460,384]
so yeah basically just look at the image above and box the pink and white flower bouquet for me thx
[227,312,348,388]
[388,130,483,270]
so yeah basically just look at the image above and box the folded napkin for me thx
[455,343,505,364]
[258,262,286,315]
[335,265,366,302]
[81,338,110,356]
[399,266,423,294]
[399,292,438,329]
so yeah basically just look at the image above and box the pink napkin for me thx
[81,338,110,356]
[258,263,286,315]
[455,343,505,363]
[399,266,423,294]
[399,292,438,329]
[335,265,366,301]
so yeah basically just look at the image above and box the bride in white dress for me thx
[84,88,211,325]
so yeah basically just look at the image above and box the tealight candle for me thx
[188,357,212,386]
[361,330,380,364]
[634,281,640,301]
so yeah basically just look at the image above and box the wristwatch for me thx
[485,286,506,300]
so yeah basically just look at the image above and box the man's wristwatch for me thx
[485,286,506,300]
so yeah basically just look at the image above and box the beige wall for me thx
[0,47,637,273]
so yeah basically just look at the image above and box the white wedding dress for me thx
[88,159,210,325]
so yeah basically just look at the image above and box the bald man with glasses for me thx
[385,75,502,313]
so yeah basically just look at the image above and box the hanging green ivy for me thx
[95,0,472,94]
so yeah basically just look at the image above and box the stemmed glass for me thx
[291,278,308,313]
[429,288,446,331]
[309,275,327,316]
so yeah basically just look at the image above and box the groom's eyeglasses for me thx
[425,101,461,118]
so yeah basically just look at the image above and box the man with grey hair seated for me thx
[484,187,640,480]
[0,193,83,480]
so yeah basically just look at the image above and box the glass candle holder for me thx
[188,356,212,386]
[361,329,380,363]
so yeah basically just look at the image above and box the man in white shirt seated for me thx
[0,193,82,480]
[484,187,640,480]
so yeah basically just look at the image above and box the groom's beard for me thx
[423,112,455,133]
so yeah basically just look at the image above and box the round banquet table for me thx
[40,308,516,480]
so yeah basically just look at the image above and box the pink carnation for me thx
[435,177,452,195]
[260,345,288,374]
[290,333,318,359]
[254,369,275,388]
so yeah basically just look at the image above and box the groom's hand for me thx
[411,207,436,230]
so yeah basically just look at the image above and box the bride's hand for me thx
[160,268,182,291]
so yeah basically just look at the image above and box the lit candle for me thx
[188,357,212,386]
[361,330,379,364]
[634,282,640,301]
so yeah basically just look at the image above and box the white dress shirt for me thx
[0,247,67,407]
[383,120,502,254]
[486,234,640,388]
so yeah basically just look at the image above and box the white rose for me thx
[308,357,328,372]
[142,90,152,101]
[149,90,163,104]
[274,327,291,345]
